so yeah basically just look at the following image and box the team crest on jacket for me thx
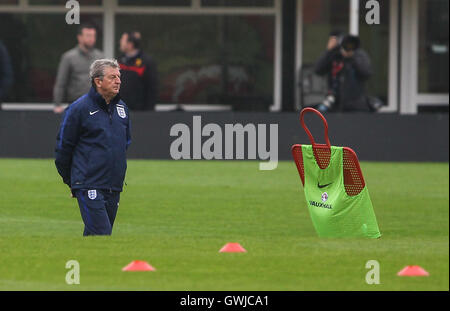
[116,106,126,118]
[88,190,97,200]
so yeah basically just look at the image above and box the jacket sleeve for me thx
[144,57,158,111]
[53,54,71,106]
[126,109,131,150]
[314,49,338,76]
[0,42,14,101]
[55,105,81,187]
[351,50,372,80]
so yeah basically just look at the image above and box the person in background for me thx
[314,31,372,112]
[0,40,13,104]
[53,23,104,114]
[118,31,158,111]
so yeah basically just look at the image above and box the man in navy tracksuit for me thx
[55,59,131,236]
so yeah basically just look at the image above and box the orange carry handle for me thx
[300,107,331,148]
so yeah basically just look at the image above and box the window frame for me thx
[0,0,282,111]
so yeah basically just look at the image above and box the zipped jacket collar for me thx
[88,86,121,110]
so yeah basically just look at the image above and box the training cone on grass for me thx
[397,265,429,277]
[219,242,247,253]
[122,260,156,271]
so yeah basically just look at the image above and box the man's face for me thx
[77,28,97,50]
[95,67,121,97]
[119,33,130,53]
[341,47,355,58]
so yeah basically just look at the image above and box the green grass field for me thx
[0,159,448,291]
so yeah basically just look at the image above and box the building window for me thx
[0,0,18,5]
[302,0,349,66]
[201,0,274,7]
[418,0,449,94]
[300,0,349,107]
[116,14,274,105]
[0,13,103,102]
[358,0,390,105]
[29,0,102,5]
[117,0,191,6]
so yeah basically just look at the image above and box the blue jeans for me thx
[75,189,120,236]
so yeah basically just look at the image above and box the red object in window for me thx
[119,63,146,77]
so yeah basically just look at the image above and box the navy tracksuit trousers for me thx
[75,189,120,236]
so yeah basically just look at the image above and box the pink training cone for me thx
[219,242,247,253]
[397,265,429,277]
[122,260,156,271]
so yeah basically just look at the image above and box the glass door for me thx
[400,0,449,114]
[417,0,449,96]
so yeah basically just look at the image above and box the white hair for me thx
[89,58,120,86]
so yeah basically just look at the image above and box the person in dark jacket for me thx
[0,40,14,103]
[118,31,158,111]
[55,59,131,236]
[314,32,372,112]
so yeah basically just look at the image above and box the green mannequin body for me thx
[302,145,381,238]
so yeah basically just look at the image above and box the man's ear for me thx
[94,78,102,88]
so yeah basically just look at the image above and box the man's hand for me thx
[54,105,65,114]
[327,36,339,51]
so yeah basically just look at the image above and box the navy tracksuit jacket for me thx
[55,87,131,236]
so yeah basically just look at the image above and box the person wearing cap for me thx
[314,31,372,112]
